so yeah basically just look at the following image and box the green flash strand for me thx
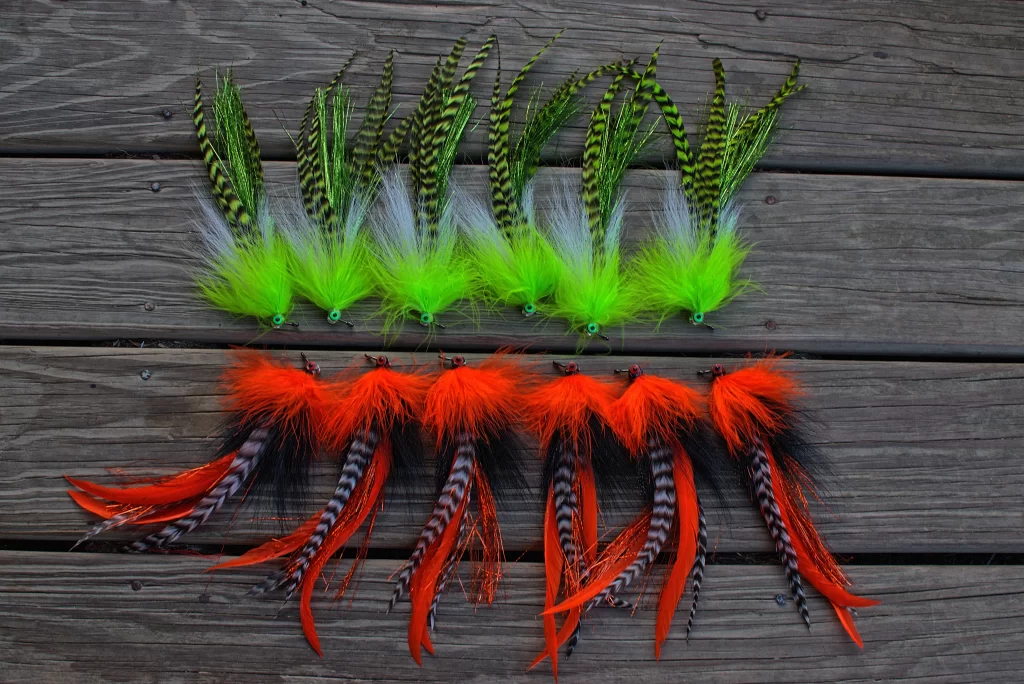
[192,75,250,231]
[211,71,265,222]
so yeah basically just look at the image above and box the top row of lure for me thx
[192,34,804,340]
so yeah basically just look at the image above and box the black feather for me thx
[676,418,730,505]
[475,426,530,503]
[218,412,318,524]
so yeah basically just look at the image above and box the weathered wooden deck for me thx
[2,1,1023,682]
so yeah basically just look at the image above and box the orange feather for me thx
[299,444,392,656]
[655,452,700,659]
[421,353,525,448]
[524,371,618,456]
[707,357,800,455]
[408,496,469,665]
[65,454,236,506]
[606,372,704,454]
[207,512,321,571]
[531,493,564,677]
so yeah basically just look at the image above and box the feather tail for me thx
[655,452,700,659]
[208,512,319,570]
[65,454,237,507]
[298,443,390,656]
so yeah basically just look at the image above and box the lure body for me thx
[191,72,293,328]
[706,358,879,646]
[284,54,396,325]
[629,58,804,328]
[370,37,495,332]
[546,52,660,342]
[525,361,624,679]
[390,352,526,665]
[67,352,326,551]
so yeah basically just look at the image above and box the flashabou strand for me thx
[130,428,268,552]
[686,495,707,639]
[586,439,676,611]
[749,437,810,628]
[389,433,476,611]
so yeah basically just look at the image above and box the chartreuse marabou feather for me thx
[369,36,495,332]
[283,54,393,325]
[630,57,804,327]
[455,34,625,317]
[547,52,658,341]
[191,70,293,328]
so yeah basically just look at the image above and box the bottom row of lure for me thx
[66,351,878,674]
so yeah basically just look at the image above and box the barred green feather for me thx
[211,71,265,221]
[192,75,250,230]
[693,58,726,233]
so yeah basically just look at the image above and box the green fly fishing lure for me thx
[452,34,621,319]
[369,36,494,333]
[191,71,293,329]
[545,51,660,343]
[628,56,804,329]
[282,54,401,326]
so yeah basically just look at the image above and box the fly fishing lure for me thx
[628,56,804,329]
[282,54,402,326]
[389,352,527,665]
[545,52,659,343]
[370,36,494,333]
[525,360,627,679]
[67,351,327,551]
[703,357,878,645]
[453,34,621,318]
[212,353,430,656]
[191,71,294,329]
[546,364,720,657]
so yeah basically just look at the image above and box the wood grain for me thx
[3,347,1022,553]
[1,1,1023,175]
[1,552,1021,683]
[2,160,1022,356]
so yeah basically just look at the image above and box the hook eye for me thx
[300,353,321,376]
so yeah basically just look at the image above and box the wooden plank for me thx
[1,1,1023,175]
[1,552,1021,683]
[3,347,1023,554]
[2,160,1022,356]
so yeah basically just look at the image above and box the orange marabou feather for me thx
[524,372,619,454]
[707,357,801,455]
[222,351,330,444]
[422,354,526,445]
[321,363,431,452]
[607,373,704,455]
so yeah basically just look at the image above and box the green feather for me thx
[197,229,294,329]
[211,71,265,220]
[286,228,375,326]
[628,208,750,326]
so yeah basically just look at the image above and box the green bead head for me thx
[691,311,705,325]
[522,303,537,317]
[419,312,434,327]
[271,314,285,328]
[586,322,599,336]
[327,309,342,324]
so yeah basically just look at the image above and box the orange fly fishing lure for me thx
[209,353,431,657]
[545,364,721,657]
[525,360,631,681]
[389,352,528,666]
[704,357,879,646]
[67,351,328,552]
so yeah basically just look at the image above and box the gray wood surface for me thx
[1,552,1021,683]
[4,347,1022,553]
[2,160,1022,356]
[2,1,1023,175]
